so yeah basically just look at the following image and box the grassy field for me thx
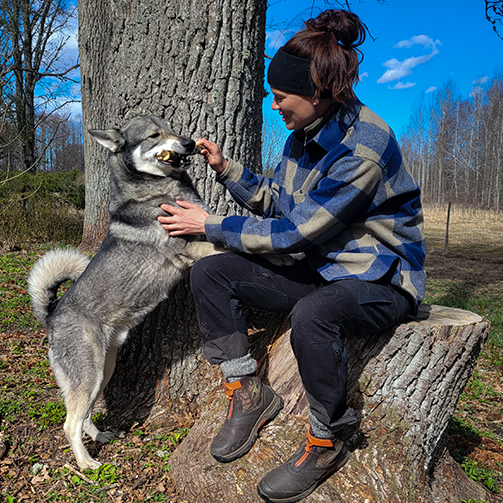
[424,204,503,262]
[0,203,502,502]
[423,204,503,348]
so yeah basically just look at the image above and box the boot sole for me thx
[211,391,284,463]
[256,445,350,503]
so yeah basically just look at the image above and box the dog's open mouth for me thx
[156,145,203,169]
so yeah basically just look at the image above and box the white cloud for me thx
[473,76,489,85]
[470,86,484,99]
[377,58,413,83]
[390,81,416,90]
[426,86,437,93]
[359,71,369,80]
[395,35,441,50]
[378,35,441,89]
[266,30,290,50]
[378,51,439,84]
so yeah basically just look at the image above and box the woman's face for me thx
[270,88,330,131]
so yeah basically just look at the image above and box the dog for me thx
[28,116,224,470]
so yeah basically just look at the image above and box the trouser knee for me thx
[190,254,229,299]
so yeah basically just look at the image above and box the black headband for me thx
[267,49,315,97]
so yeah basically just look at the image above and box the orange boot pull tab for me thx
[224,380,242,419]
[295,427,334,467]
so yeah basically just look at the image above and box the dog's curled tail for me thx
[28,248,90,327]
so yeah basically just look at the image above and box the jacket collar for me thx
[294,98,362,152]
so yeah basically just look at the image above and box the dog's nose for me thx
[182,139,196,152]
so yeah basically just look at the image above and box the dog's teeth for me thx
[157,150,171,162]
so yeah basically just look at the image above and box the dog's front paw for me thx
[95,430,115,444]
[77,455,102,471]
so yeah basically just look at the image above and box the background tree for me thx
[261,113,287,176]
[402,71,503,211]
[37,110,84,171]
[0,3,17,171]
[1,0,79,173]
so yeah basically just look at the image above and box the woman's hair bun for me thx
[305,9,365,49]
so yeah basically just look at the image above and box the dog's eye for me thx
[149,132,161,139]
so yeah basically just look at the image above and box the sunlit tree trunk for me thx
[78,0,267,415]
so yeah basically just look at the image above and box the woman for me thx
[158,9,426,503]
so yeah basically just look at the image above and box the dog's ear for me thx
[89,129,126,153]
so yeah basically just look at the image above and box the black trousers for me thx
[190,253,411,430]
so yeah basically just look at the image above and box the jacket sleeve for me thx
[215,159,283,218]
[205,153,383,254]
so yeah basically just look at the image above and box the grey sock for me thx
[308,408,334,439]
[219,353,257,382]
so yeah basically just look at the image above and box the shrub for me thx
[0,170,85,249]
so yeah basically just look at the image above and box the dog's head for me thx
[89,116,199,177]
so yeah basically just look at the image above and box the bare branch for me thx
[485,0,503,40]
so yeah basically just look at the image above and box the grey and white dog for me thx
[28,116,223,470]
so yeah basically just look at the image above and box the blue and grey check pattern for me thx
[205,99,426,311]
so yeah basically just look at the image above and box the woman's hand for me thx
[158,201,208,236]
[196,138,228,174]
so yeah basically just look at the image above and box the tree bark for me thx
[169,304,497,503]
[78,0,267,411]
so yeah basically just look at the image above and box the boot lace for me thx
[295,427,334,467]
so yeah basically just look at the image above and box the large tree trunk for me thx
[78,0,266,411]
[169,304,497,503]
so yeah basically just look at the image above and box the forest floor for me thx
[1,205,503,502]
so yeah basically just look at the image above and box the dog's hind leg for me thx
[49,341,105,469]
[82,343,119,444]
[63,381,104,470]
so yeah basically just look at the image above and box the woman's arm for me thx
[204,155,382,254]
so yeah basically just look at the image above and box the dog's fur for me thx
[28,116,223,469]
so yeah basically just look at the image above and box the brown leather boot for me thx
[257,426,350,502]
[210,375,283,463]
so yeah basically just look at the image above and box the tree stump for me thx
[169,304,497,503]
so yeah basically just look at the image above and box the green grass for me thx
[28,400,67,431]
[461,459,500,493]
[448,416,502,493]
[462,370,501,403]
[449,416,499,447]
[42,463,122,502]
[0,253,39,330]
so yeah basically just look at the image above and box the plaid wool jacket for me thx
[205,99,427,311]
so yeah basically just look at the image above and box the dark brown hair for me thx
[282,9,366,102]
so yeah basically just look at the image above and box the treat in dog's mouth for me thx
[157,150,173,162]
[156,144,204,167]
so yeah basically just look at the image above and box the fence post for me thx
[444,202,452,253]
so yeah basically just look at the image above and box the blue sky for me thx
[61,0,502,141]
[264,0,503,138]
